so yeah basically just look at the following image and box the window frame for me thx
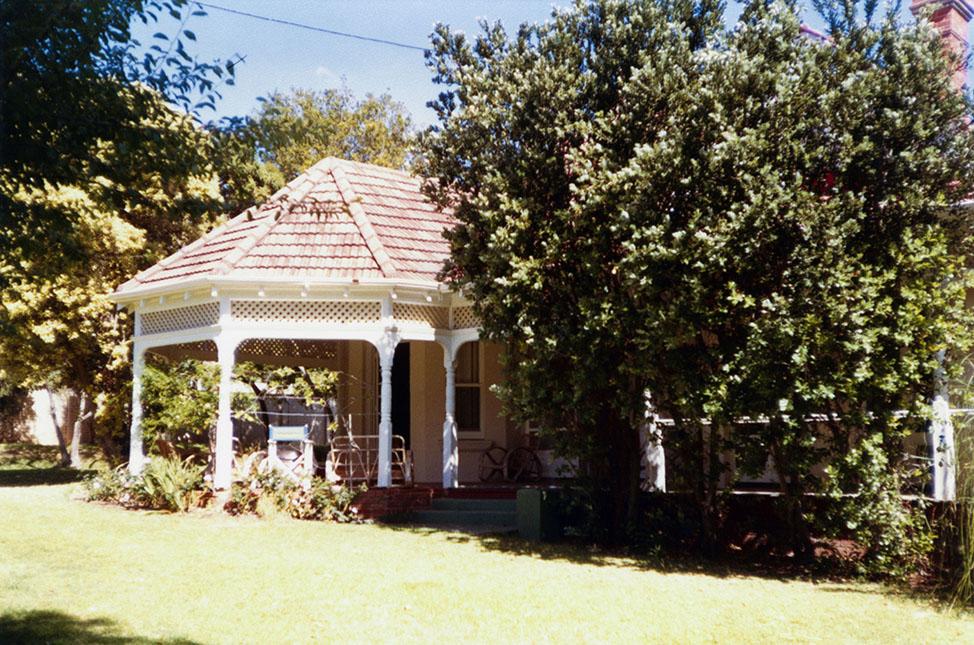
[454,341,483,438]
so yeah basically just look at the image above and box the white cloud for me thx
[314,65,339,83]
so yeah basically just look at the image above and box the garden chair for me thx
[267,424,315,479]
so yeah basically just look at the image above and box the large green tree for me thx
[421,0,974,546]
[0,0,234,285]
[0,0,233,461]
[211,87,414,213]
[0,96,221,462]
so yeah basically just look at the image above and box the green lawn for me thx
[0,444,972,643]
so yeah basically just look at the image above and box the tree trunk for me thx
[70,390,93,469]
[770,437,813,560]
[701,423,723,555]
[598,405,642,545]
[44,385,71,466]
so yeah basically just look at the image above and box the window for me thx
[455,342,480,434]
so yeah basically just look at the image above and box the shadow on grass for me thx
[0,467,90,487]
[377,522,872,585]
[0,443,62,469]
[0,610,200,644]
[0,443,102,487]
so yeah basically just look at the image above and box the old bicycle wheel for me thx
[504,446,543,483]
[478,445,508,482]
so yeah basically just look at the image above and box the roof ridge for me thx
[331,162,398,278]
[213,161,332,277]
[331,156,412,175]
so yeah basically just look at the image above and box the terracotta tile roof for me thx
[116,158,455,294]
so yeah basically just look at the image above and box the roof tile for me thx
[117,158,456,293]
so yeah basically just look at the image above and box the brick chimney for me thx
[911,0,974,89]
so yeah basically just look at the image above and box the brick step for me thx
[353,488,433,520]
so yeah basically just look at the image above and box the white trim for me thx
[112,276,474,306]
[135,292,214,314]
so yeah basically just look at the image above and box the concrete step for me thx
[430,498,516,512]
[398,508,517,528]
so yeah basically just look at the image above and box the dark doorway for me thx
[391,343,410,447]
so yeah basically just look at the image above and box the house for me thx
[112,157,522,490]
[112,0,971,497]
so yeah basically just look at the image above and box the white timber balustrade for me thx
[442,344,459,488]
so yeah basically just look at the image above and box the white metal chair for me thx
[267,424,314,479]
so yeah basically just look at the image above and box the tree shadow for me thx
[0,443,104,487]
[0,443,62,469]
[376,522,873,585]
[378,522,687,570]
[0,468,89,487]
[0,609,200,644]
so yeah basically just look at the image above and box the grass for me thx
[1,444,973,643]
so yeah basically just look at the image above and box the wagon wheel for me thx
[478,445,508,482]
[504,446,543,483]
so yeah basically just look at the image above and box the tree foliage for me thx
[421,0,974,549]
[0,0,235,283]
[0,95,222,455]
[141,358,220,457]
[234,362,340,434]
[0,0,232,457]
[210,87,414,213]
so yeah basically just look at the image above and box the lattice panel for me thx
[452,306,479,329]
[141,302,219,335]
[237,338,338,362]
[147,341,217,362]
[393,303,450,329]
[231,300,381,324]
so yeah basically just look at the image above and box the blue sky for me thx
[131,1,876,128]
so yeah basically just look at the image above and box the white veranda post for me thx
[442,347,459,488]
[128,339,146,475]
[213,335,237,491]
[377,333,396,488]
[930,348,956,501]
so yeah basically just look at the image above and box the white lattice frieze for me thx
[147,341,217,362]
[141,302,220,336]
[231,300,381,325]
[237,338,338,362]
[452,306,479,329]
[393,303,450,329]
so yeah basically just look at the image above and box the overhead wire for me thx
[194,1,431,53]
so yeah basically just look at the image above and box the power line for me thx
[195,2,430,53]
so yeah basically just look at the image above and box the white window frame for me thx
[456,341,484,438]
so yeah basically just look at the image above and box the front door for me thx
[391,343,410,447]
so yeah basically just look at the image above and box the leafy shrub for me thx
[287,478,361,522]
[139,457,207,512]
[225,453,361,522]
[223,457,292,517]
[946,407,974,606]
[83,457,207,512]
[83,465,139,505]
[823,434,934,578]
[141,359,219,458]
